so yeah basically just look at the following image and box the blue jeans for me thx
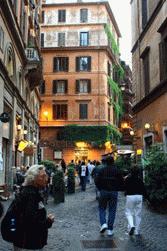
[99,190,118,230]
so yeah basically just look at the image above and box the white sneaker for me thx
[100,223,108,233]
[107,230,114,236]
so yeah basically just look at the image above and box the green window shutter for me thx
[53,57,58,72]
[41,33,44,47]
[76,80,79,93]
[88,79,91,93]
[76,57,80,72]
[65,57,69,72]
[88,56,91,71]
[53,80,57,94]
[52,104,56,120]
[108,61,111,76]
[65,80,68,93]
[40,81,45,94]
[62,104,68,119]
[80,9,88,23]
[79,104,88,119]
[159,41,167,81]
[58,10,66,22]
[41,11,45,23]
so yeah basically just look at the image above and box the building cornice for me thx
[131,0,164,53]
[42,1,121,37]
[132,79,167,113]
[41,22,107,28]
[41,45,119,65]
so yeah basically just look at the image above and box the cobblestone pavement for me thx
[0,185,167,251]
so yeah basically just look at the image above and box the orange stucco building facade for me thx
[39,1,122,164]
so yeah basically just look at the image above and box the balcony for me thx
[25,48,40,61]
[25,48,43,91]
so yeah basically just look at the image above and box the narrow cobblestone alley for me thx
[1,186,167,251]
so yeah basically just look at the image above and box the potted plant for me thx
[52,169,65,204]
[67,166,75,194]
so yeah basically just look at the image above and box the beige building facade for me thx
[0,0,42,187]
[131,0,167,152]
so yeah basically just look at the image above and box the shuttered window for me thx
[108,104,111,122]
[113,68,119,82]
[108,61,111,76]
[0,26,4,51]
[39,81,45,94]
[142,51,150,96]
[53,80,68,94]
[79,104,88,119]
[76,79,91,93]
[76,56,91,71]
[80,9,88,23]
[53,104,68,120]
[53,57,69,72]
[58,10,66,22]
[58,33,65,46]
[159,40,167,81]
[41,11,45,23]
[41,33,44,47]
[108,84,111,97]
[142,0,148,29]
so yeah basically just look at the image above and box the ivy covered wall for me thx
[61,125,122,145]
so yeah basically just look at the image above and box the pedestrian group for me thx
[0,154,147,250]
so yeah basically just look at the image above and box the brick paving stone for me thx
[0,185,167,251]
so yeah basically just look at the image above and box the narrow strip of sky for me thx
[109,0,132,67]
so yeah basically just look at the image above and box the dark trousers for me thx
[80,176,87,191]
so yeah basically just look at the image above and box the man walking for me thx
[95,154,124,236]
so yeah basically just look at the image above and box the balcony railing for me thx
[25,48,39,61]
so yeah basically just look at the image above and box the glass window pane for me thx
[80,57,88,71]
[80,32,88,46]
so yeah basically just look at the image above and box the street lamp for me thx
[144,123,158,135]
[43,111,48,120]
[130,130,135,136]
[144,123,151,130]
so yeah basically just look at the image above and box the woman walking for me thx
[124,165,146,236]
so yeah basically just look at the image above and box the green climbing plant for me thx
[104,23,120,55]
[113,64,125,80]
[108,77,123,120]
[62,125,121,145]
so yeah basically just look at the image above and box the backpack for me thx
[1,197,23,243]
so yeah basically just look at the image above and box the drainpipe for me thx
[137,0,142,101]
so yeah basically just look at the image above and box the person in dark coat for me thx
[13,164,54,251]
[95,154,124,236]
[91,161,103,200]
[61,159,67,173]
[124,165,147,236]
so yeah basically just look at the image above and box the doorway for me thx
[74,149,88,163]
